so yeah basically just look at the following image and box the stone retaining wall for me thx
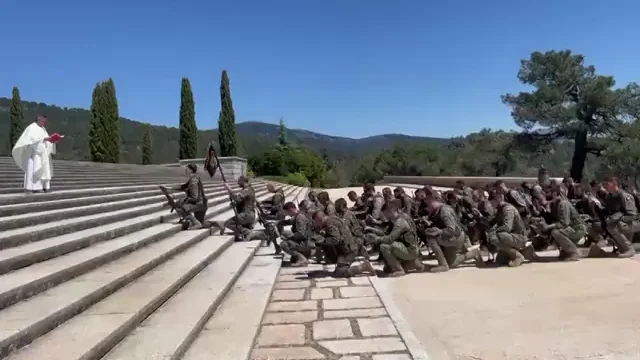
[383,175,563,189]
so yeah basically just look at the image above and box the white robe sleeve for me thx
[12,123,47,172]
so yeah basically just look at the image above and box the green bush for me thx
[284,172,311,187]
[249,144,328,187]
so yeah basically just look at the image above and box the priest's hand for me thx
[223,183,232,192]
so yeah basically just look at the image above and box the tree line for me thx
[248,50,640,188]
[8,70,240,165]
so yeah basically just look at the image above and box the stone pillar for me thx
[178,157,247,181]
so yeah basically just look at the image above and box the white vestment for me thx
[12,122,56,191]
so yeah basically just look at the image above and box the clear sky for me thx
[1,0,638,139]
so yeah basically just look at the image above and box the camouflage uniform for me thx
[171,174,207,227]
[323,201,337,216]
[318,215,369,277]
[593,190,639,257]
[280,211,313,265]
[547,198,586,260]
[263,188,286,233]
[365,194,387,235]
[423,204,471,272]
[342,209,365,239]
[490,203,528,267]
[398,193,414,215]
[373,216,422,275]
[215,185,256,239]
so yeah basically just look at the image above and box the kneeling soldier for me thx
[167,163,207,230]
[542,184,586,261]
[313,210,375,277]
[488,192,529,267]
[368,201,423,277]
[279,202,314,267]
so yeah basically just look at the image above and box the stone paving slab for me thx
[250,264,415,360]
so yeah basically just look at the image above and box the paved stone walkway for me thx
[251,263,414,360]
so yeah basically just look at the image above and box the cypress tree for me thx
[179,77,197,159]
[142,124,153,165]
[102,78,120,163]
[218,70,237,156]
[9,86,24,150]
[89,82,106,162]
[278,117,287,147]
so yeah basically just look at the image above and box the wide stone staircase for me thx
[0,156,308,359]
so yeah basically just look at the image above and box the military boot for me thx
[290,251,309,267]
[412,258,425,272]
[587,243,609,258]
[360,259,376,274]
[521,245,539,261]
[214,221,226,235]
[348,259,376,277]
[452,248,484,268]
[186,214,203,230]
[617,240,636,258]
[505,249,525,267]
[428,241,450,273]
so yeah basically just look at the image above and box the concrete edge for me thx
[370,277,432,360]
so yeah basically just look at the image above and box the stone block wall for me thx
[178,157,247,181]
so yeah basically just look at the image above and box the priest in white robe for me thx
[12,115,57,193]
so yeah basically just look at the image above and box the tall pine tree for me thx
[218,70,237,156]
[89,82,106,162]
[102,78,120,163]
[9,86,24,150]
[142,124,153,165]
[179,77,197,159]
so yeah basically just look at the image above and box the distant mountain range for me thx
[0,97,450,164]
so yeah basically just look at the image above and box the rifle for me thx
[204,142,241,239]
[255,199,281,254]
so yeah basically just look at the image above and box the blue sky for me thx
[1,0,638,139]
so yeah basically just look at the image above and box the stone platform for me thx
[251,264,418,360]
[386,253,640,360]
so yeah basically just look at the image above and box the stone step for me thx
[0,180,198,194]
[0,185,283,282]
[0,183,227,217]
[0,183,207,206]
[182,247,282,360]
[0,171,180,178]
[0,186,302,359]
[101,242,261,360]
[100,188,303,360]
[0,183,268,249]
[0,176,188,186]
[0,183,254,231]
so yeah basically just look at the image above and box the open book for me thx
[49,133,64,143]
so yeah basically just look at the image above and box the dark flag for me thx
[204,142,218,178]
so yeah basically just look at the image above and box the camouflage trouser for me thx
[551,226,585,254]
[426,232,466,267]
[586,221,606,245]
[608,220,640,251]
[220,212,256,240]
[281,240,313,259]
[379,242,418,272]
[334,250,358,278]
[265,210,286,234]
[490,232,527,252]
[181,203,207,224]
